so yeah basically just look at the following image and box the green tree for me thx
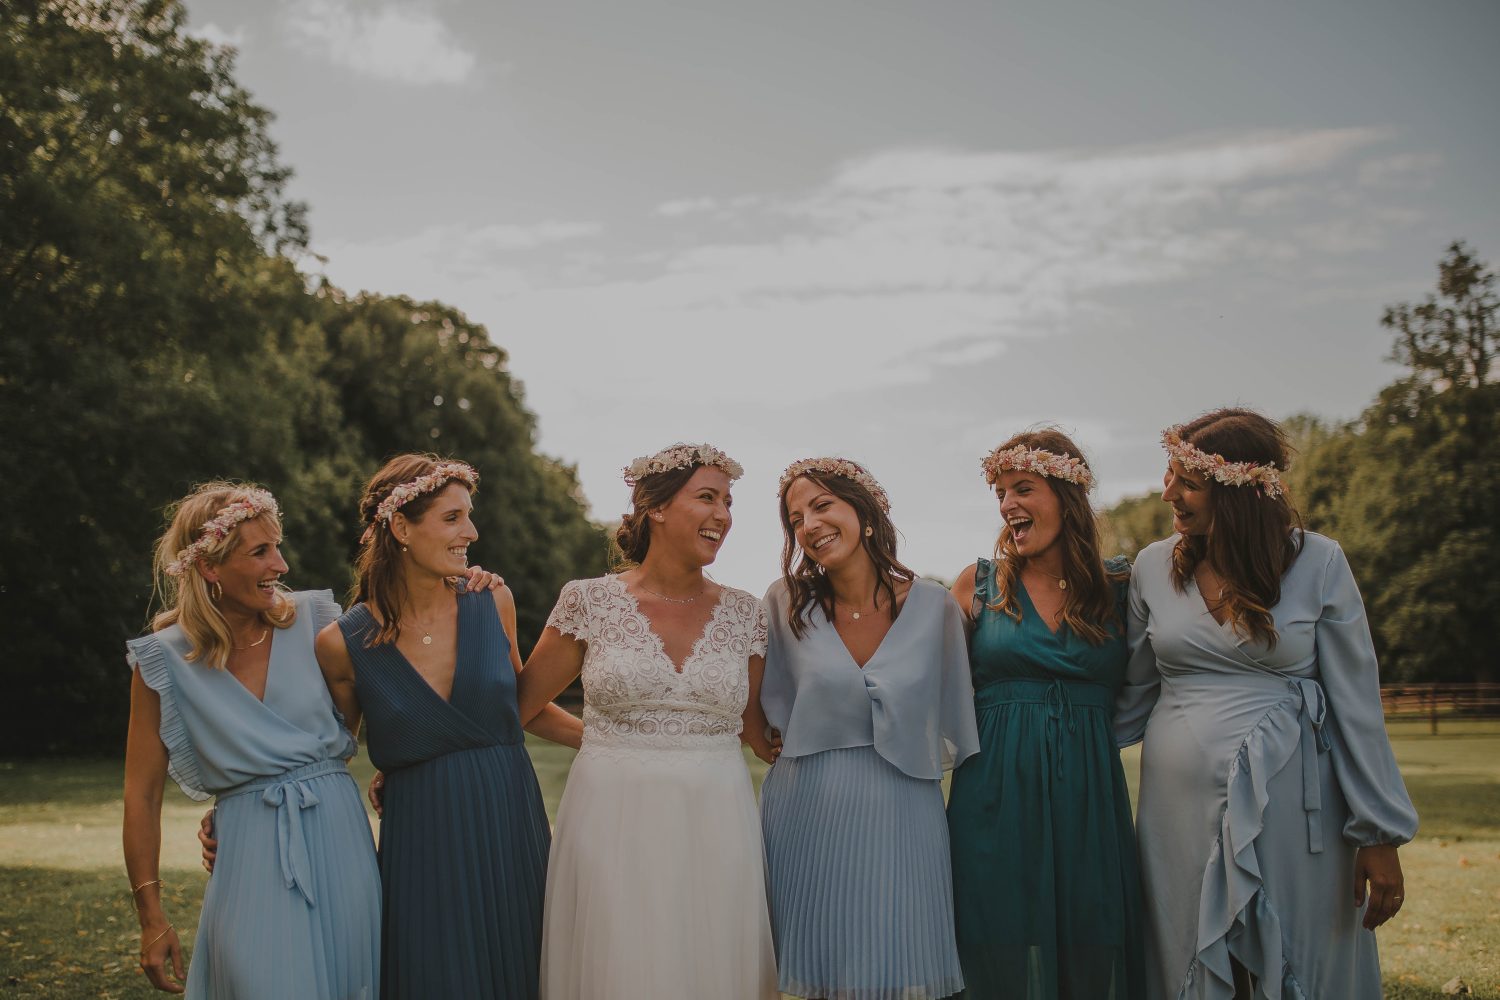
[0,0,604,753]
[1308,243,1500,682]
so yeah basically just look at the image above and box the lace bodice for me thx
[546,576,768,751]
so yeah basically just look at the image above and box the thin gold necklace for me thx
[233,628,269,650]
[637,580,706,604]
[1027,565,1068,591]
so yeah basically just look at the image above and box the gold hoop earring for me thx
[211,580,223,602]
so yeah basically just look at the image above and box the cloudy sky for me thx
[183,0,1499,592]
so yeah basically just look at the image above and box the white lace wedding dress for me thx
[539,576,779,1000]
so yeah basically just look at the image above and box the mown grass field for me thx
[2,724,1496,999]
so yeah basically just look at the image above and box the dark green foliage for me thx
[0,1,605,754]
[1103,243,1500,683]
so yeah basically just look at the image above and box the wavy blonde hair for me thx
[149,482,296,668]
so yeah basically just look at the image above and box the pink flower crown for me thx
[623,443,743,487]
[778,457,891,513]
[981,444,1095,491]
[1160,426,1284,498]
[375,462,480,524]
[165,490,279,577]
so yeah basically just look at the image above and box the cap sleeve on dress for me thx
[546,579,591,643]
[304,588,342,634]
[125,633,211,802]
[1314,539,1419,846]
[750,599,769,659]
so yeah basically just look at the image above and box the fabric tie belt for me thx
[974,679,1114,781]
[1287,677,1331,854]
[217,757,349,907]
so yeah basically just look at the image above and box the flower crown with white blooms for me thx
[375,462,480,525]
[622,443,743,487]
[166,490,279,576]
[1161,426,1284,498]
[981,444,1095,491]
[779,457,891,513]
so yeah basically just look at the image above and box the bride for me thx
[516,442,780,1000]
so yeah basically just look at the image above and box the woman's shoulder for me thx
[718,581,767,615]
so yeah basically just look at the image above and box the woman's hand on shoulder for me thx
[460,565,506,592]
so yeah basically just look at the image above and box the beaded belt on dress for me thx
[217,757,350,906]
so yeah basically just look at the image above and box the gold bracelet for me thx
[131,878,162,896]
[141,924,174,956]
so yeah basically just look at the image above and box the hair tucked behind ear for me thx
[1168,408,1302,647]
[149,482,296,668]
[778,472,914,639]
[612,464,700,568]
[353,453,476,646]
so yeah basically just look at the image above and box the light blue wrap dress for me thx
[760,577,981,1000]
[1116,532,1418,999]
[125,589,382,1000]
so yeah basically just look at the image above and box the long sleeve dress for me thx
[1115,532,1419,999]
[947,557,1145,1000]
[126,589,381,1000]
[539,576,779,1000]
[760,577,980,1000]
[337,587,551,1000]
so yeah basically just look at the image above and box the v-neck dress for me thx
[946,557,1145,1000]
[759,577,980,1000]
[126,589,381,1000]
[1115,533,1418,999]
[539,575,779,1000]
[339,588,551,1000]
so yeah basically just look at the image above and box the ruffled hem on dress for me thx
[126,634,211,802]
[1177,685,1322,1000]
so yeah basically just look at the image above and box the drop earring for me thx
[863,526,873,537]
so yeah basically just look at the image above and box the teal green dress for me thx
[947,557,1144,1000]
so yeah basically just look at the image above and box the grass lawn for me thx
[2,727,1496,999]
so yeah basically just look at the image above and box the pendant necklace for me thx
[1029,566,1068,590]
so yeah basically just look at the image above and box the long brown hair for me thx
[1168,408,1303,647]
[987,430,1124,645]
[778,466,914,640]
[612,464,702,568]
[149,482,296,668]
[353,454,477,646]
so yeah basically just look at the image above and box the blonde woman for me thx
[122,483,380,996]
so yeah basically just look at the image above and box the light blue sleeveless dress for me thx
[126,589,381,1000]
[760,578,980,1000]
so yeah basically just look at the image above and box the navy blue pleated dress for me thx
[338,588,551,1000]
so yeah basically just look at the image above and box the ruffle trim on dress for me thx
[126,635,211,802]
[1177,683,1325,1000]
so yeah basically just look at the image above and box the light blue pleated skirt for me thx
[760,745,964,1000]
[191,759,382,1000]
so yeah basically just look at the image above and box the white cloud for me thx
[186,21,247,49]
[310,129,1421,591]
[281,0,477,85]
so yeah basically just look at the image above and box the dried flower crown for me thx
[981,444,1095,491]
[1161,426,1284,498]
[375,462,480,524]
[779,457,891,513]
[166,490,279,577]
[623,443,744,486]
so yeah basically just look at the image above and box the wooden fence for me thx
[1381,682,1500,733]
